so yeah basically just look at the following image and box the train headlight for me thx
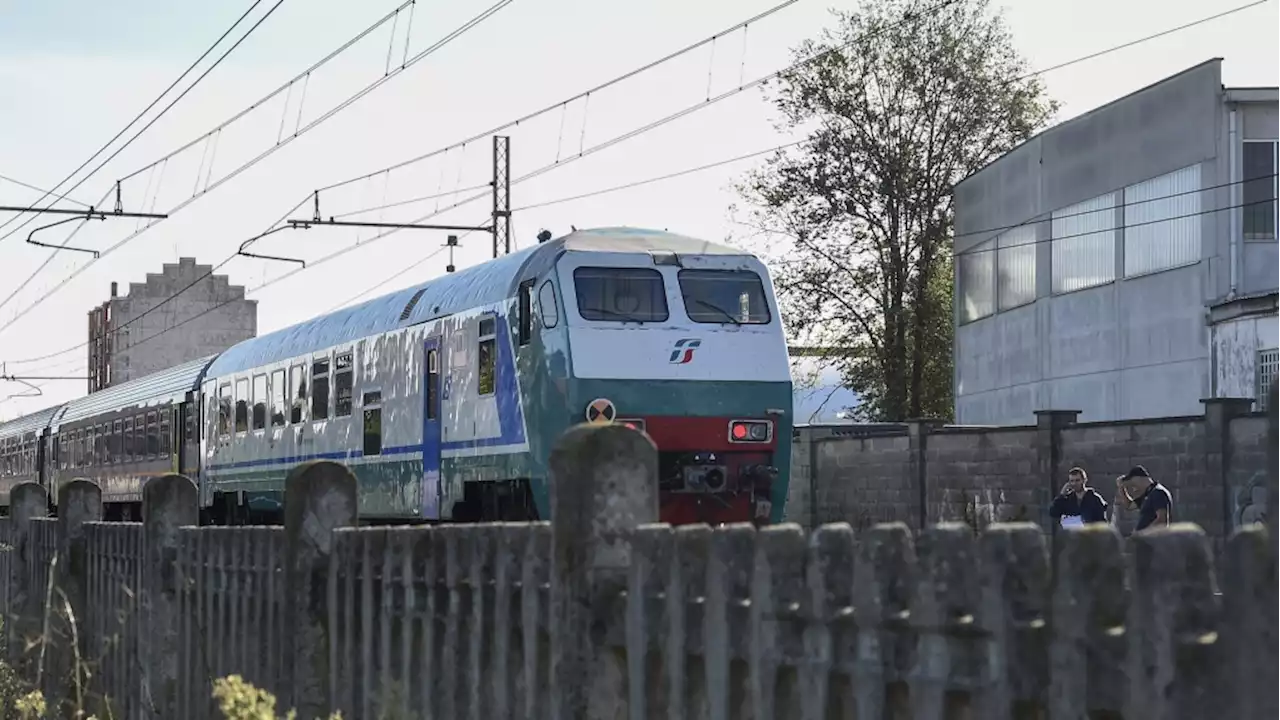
[728,420,772,443]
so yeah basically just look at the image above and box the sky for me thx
[0,0,1277,422]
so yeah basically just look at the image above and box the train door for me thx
[178,394,199,477]
[421,336,442,519]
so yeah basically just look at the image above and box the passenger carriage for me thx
[0,227,794,526]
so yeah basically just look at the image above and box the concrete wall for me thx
[103,257,257,386]
[790,399,1269,553]
[952,59,1279,424]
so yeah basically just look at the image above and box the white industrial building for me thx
[951,59,1278,423]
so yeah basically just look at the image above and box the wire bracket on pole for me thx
[114,181,123,214]
[491,135,511,258]
[446,234,458,272]
[313,191,322,222]
[21,204,170,258]
[237,225,308,267]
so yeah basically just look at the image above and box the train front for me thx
[555,234,792,526]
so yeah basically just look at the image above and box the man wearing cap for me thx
[1114,465,1172,532]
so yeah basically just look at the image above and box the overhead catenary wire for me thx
[0,0,813,361]
[0,0,517,332]
[0,174,92,209]
[0,0,277,240]
[1,0,1271,370]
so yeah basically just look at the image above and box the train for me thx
[0,227,794,526]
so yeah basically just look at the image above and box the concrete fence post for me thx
[1201,397,1255,543]
[283,460,358,718]
[548,422,658,720]
[49,479,102,711]
[141,474,199,718]
[6,482,48,666]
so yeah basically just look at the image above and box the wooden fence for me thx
[0,418,1275,719]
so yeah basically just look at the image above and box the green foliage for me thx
[736,0,1059,421]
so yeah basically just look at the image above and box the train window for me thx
[218,383,233,438]
[362,390,382,456]
[111,420,122,463]
[518,279,535,346]
[146,412,159,457]
[52,436,60,470]
[290,364,307,424]
[426,348,440,420]
[183,404,194,445]
[120,419,132,461]
[312,358,330,420]
[270,369,286,427]
[95,425,105,465]
[235,378,250,433]
[478,316,496,396]
[334,352,353,417]
[159,412,171,456]
[677,269,771,325]
[135,414,146,459]
[538,280,559,329]
[251,374,268,431]
[573,266,669,322]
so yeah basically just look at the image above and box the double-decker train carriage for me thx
[0,227,794,526]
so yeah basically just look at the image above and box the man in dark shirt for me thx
[1050,466,1109,527]
[1114,465,1172,532]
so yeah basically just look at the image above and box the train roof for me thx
[55,354,216,428]
[0,403,67,440]
[206,226,754,378]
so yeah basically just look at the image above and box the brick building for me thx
[87,258,257,393]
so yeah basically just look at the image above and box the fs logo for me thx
[668,338,702,365]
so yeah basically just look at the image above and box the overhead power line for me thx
[1,0,1269,370]
[0,0,277,240]
[0,0,516,330]
[0,174,91,208]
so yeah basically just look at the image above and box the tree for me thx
[736,0,1058,421]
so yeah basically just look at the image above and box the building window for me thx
[1052,191,1117,294]
[1124,164,1201,277]
[1243,140,1278,240]
[996,225,1036,311]
[1259,348,1278,410]
[235,378,249,433]
[478,316,496,396]
[334,351,354,417]
[270,369,286,427]
[312,358,330,420]
[290,363,307,424]
[251,374,268,430]
[958,238,995,323]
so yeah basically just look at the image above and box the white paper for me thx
[1060,515,1084,528]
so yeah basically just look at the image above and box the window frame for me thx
[1242,139,1279,242]
[123,417,134,460]
[676,268,773,325]
[517,279,535,345]
[234,377,250,434]
[134,414,146,461]
[146,411,159,458]
[312,356,331,421]
[362,389,383,456]
[477,314,497,397]
[251,373,268,431]
[270,368,287,427]
[538,279,559,329]
[425,346,440,421]
[334,350,354,418]
[217,383,233,438]
[159,410,171,457]
[290,363,307,424]
[571,265,670,323]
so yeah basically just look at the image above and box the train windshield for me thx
[573,267,669,322]
[677,269,771,325]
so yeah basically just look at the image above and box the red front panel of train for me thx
[621,415,780,526]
